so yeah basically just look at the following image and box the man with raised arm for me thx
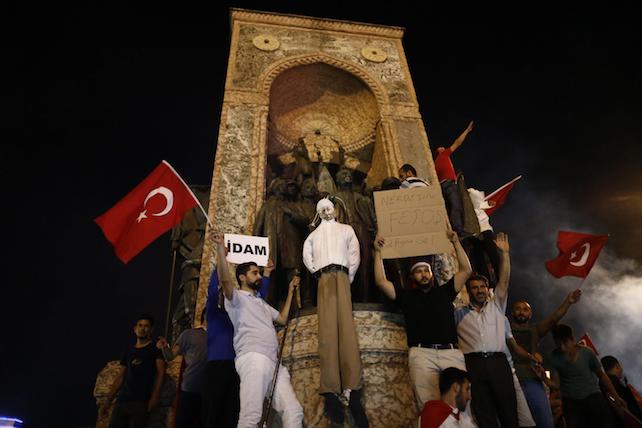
[433,120,474,235]
[509,289,583,428]
[454,232,518,428]
[373,228,472,413]
[213,233,303,428]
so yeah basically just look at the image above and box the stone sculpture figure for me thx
[170,184,210,341]
[252,178,288,304]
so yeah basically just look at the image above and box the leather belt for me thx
[466,351,504,358]
[412,343,458,350]
[314,264,349,278]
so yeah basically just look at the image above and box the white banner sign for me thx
[373,186,452,258]
[223,234,269,266]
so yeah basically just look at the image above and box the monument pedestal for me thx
[279,305,416,428]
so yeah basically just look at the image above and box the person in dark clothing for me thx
[547,324,625,428]
[600,355,642,427]
[156,310,208,428]
[100,314,166,428]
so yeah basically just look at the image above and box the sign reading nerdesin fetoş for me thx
[224,234,269,266]
[373,186,452,259]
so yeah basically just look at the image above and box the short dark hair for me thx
[235,262,258,286]
[399,164,417,176]
[551,324,574,344]
[381,176,401,190]
[439,367,469,394]
[137,313,154,326]
[601,355,619,372]
[465,274,489,290]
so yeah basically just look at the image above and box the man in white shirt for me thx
[303,198,368,427]
[213,233,303,428]
[454,232,518,428]
[399,163,430,188]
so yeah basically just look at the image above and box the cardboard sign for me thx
[224,234,269,266]
[373,186,452,258]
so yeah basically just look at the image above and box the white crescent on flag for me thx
[569,243,591,267]
[137,186,174,223]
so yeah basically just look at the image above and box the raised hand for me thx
[446,229,459,244]
[263,258,275,277]
[465,120,474,133]
[374,235,385,251]
[494,232,510,253]
[567,288,582,304]
[212,232,226,250]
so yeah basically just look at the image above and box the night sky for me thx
[8,2,642,426]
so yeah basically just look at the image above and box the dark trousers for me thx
[176,390,203,428]
[463,231,500,287]
[563,392,615,428]
[465,353,518,428]
[109,401,148,428]
[201,360,240,428]
[441,180,465,234]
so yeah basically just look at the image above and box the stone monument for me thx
[194,9,442,428]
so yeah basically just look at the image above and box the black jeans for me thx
[563,392,615,428]
[440,180,465,234]
[465,353,518,428]
[201,360,240,428]
[176,390,203,428]
[109,401,148,428]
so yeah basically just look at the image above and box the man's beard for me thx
[416,278,433,289]
[248,279,262,291]
[455,391,467,412]
[513,315,529,324]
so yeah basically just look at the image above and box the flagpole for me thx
[164,249,178,338]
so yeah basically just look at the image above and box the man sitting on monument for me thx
[373,227,472,414]
[213,233,303,428]
[302,198,369,427]
[433,120,474,236]
[398,163,429,188]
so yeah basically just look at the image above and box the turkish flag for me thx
[545,231,608,278]
[484,175,522,216]
[95,160,199,263]
[577,332,599,354]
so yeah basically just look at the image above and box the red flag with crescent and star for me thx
[95,160,200,263]
[545,231,608,278]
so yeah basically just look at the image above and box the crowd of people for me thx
[98,121,642,428]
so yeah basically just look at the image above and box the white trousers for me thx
[408,347,467,411]
[513,371,536,427]
[235,351,303,428]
